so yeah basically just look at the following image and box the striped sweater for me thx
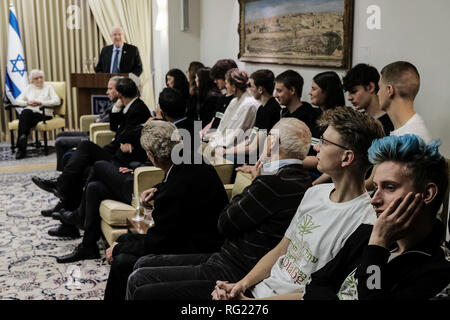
[218,164,312,274]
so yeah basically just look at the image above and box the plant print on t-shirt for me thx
[282,214,320,285]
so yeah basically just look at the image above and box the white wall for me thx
[168,0,201,70]
[199,0,450,157]
[152,0,201,103]
[152,0,169,103]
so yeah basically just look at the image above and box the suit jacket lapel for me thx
[106,45,113,71]
[120,43,129,72]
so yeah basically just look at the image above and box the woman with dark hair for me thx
[187,67,221,128]
[165,69,190,100]
[187,61,205,97]
[304,72,345,185]
[309,71,345,111]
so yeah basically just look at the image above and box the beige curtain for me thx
[0,0,106,142]
[88,0,154,110]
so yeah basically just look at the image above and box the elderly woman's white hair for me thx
[140,120,182,162]
[271,118,312,160]
[28,69,45,82]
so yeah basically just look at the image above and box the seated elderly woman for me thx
[14,69,60,159]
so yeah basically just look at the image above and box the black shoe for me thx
[60,210,84,230]
[32,176,60,197]
[17,134,27,149]
[15,149,26,160]
[41,201,63,217]
[56,244,100,264]
[48,224,80,238]
[52,210,63,221]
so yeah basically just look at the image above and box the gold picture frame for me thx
[238,0,354,68]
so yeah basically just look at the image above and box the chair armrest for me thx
[90,122,111,141]
[39,105,57,111]
[231,172,252,199]
[133,167,165,204]
[4,104,24,111]
[224,184,234,201]
[39,98,64,111]
[212,159,235,184]
[80,115,98,132]
[93,130,115,148]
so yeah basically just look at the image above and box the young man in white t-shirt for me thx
[377,61,432,143]
[212,106,385,300]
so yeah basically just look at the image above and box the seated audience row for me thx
[28,57,448,301]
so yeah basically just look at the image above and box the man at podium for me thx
[94,26,143,77]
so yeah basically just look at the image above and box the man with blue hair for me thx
[302,134,450,300]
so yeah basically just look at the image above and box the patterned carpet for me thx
[0,142,56,165]
[0,169,110,300]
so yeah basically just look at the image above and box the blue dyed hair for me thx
[369,134,448,214]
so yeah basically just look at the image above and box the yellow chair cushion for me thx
[212,161,235,185]
[100,220,128,246]
[99,199,136,227]
[80,115,98,132]
[90,123,111,141]
[231,172,252,199]
[8,120,19,131]
[35,117,65,131]
[94,130,115,148]
[46,81,66,116]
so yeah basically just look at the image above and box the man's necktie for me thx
[111,49,120,74]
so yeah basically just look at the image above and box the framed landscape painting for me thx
[238,0,354,68]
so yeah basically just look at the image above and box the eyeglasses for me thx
[319,135,349,150]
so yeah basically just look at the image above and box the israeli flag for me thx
[4,3,28,113]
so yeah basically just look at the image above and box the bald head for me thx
[110,26,125,48]
[380,61,420,101]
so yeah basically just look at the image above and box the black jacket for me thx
[95,43,143,76]
[113,163,229,257]
[105,98,151,165]
[282,102,321,139]
[303,220,450,300]
[187,90,222,129]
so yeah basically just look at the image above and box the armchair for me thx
[224,171,252,201]
[80,115,98,132]
[6,81,66,155]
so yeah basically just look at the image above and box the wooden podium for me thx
[70,73,128,124]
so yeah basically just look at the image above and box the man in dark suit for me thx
[32,78,151,236]
[52,87,198,263]
[95,26,143,77]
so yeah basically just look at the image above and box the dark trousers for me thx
[57,140,116,210]
[126,253,250,300]
[104,233,146,300]
[17,109,51,147]
[81,161,134,248]
[61,150,75,171]
[55,131,89,171]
